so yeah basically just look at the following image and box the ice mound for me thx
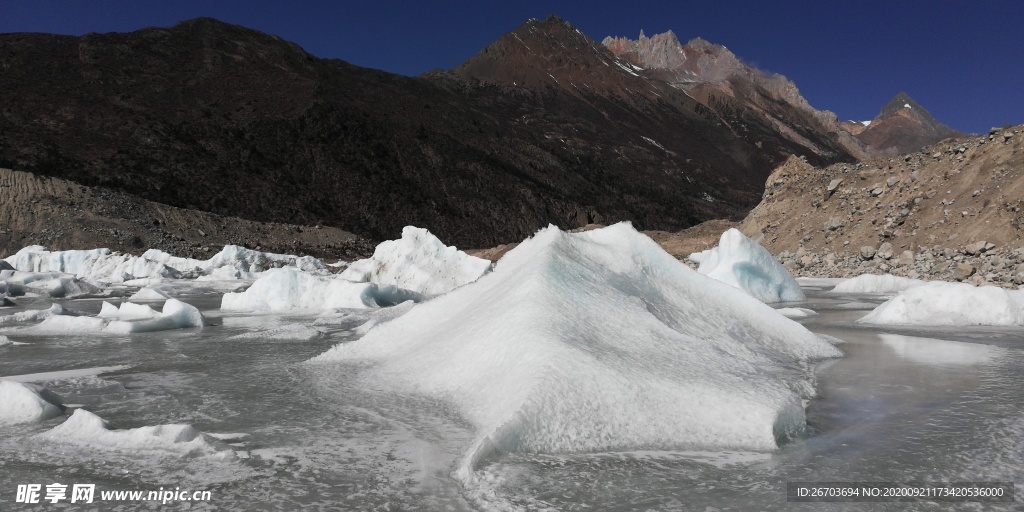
[312,223,841,481]
[75,252,180,282]
[859,282,1024,326]
[0,303,84,325]
[691,229,805,303]
[832,274,927,294]
[129,286,172,301]
[26,299,206,334]
[143,244,325,275]
[35,409,233,459]
[0,270,102,298]
[227,324,324,341]
[221,268,422,312]
[0,380,65,424]
[0,335,11,346]
[98,301,160,319]
[339,226,492,296]
[195,265,257,281]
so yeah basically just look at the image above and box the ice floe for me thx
[34,409,232,459]
[0,380,65,424]
[859,282,1024,326]
[832,274,927,294]
[0,270,102,298]
[0,365,131,383]
[129,286,173,301]
[221,268,422,312]
[227,323,324,341]
[691,229,805,302]
[339,226,492,296]
[23,299,206,334]
[312,223,841,482]
[0,304,85,325]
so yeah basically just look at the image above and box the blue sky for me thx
[2,1,1021,133]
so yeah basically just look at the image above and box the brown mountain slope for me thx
[447,16,857,209]
[854,92,963,156]
[726,127,1024,284]
[0,167,372,259]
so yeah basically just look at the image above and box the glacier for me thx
[691,228,805,303]
[859,281,1024,326]
[312,223,842,482]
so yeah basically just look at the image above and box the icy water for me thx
[1,287,1022,511]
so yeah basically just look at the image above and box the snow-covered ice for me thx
[98,301,160,319]
[35,409,233,459]
[832,274,927,294]
[859,282,1024,326]
[312,223,841,481]
[0,380,65,424]
[795,277,847,288]
[777,307,819,319]
[339,226,492,296]
[221,268,422,312]
[690,229,805,302]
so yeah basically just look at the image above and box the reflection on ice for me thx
[879,333,1004,366]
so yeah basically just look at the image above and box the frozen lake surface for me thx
[2,287,1022,511]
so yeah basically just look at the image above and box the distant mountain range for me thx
[0,15,961,249]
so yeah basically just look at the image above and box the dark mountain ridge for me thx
[0,16,855,249]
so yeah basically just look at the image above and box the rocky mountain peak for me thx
[855,92,961,155]
[879,92,926,118]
